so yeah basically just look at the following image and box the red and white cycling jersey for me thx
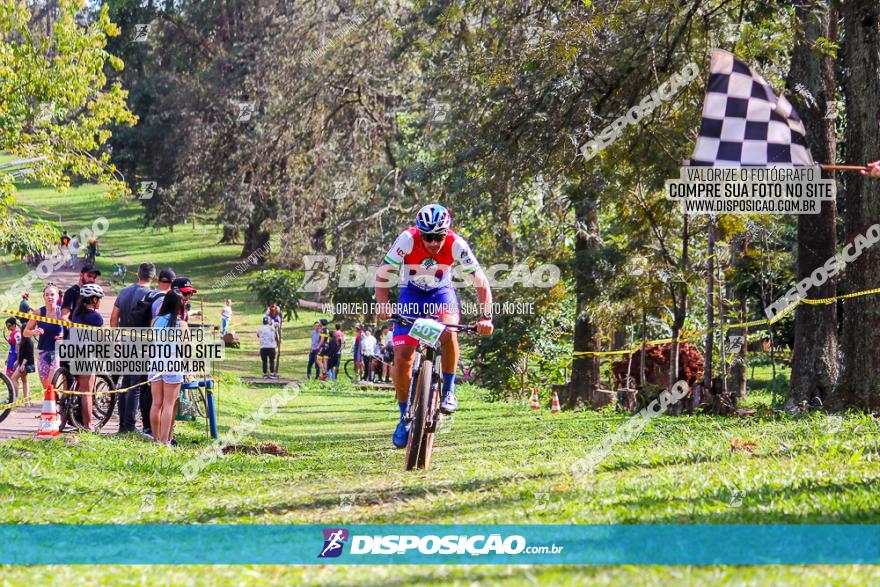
[382,227,480,290]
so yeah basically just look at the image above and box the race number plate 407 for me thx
[409,318,446,348]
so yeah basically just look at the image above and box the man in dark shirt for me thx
[17,292,30,326]
[110,263,156,435]
[61,263,100,321]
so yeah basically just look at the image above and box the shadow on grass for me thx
[188,469,556,523]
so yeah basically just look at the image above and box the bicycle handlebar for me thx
[390,314,478,333]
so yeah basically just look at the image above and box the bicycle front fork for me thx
[404,352,441,424]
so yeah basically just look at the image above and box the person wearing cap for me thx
[61,263,100,321]
[257,316,277,379]
[111,262,156,435]
[150,268,177,319]
[171,277,198,321]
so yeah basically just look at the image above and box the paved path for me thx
[0,261,121,440]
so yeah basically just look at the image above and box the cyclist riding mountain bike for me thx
[375,203,494,448]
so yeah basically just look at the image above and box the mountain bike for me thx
[51,367,117,431]
[0,371,20,425]
[345,355,477,384]
[391,314,476,471]
[180,380,207,419]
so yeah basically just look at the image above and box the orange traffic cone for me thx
[550,390,561,413]
[36,385,60,438]
[530,388,540,410]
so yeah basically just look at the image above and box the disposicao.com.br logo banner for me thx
[323,528,563,560]
[2,525,879,564]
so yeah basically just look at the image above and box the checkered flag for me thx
[690,49,814,167]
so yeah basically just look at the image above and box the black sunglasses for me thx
[420,231,446,243]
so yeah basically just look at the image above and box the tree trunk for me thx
[669,215,689,390]
[242,220,270,260]
[491,172,517,263]
[729,235,748,397]
[703,219,715,389]
[565,189,602,409]
[786,0,839,410]
[836,0,880,410]
[220,224,240,244]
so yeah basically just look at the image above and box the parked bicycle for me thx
[0,371,22,425]
[51,367,117,431]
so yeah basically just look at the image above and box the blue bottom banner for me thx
[2,525,878,564]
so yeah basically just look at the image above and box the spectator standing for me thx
[61,264,100,321]
[352,324,364,382]
[59,231,71,267]
[317,319,330,379]
[23,284,64,391]
[334,323,346,350]
[149,290,187,445]
[324,328,341,380]
[307,321,321,380]
[5,318,18,380]
[110,262,156,435]
[220,299,233,335]
[361,327,377,383]
[381,335,394,383]
[257,317,277,378]
[171,277,197,321]
[268,304,282,374]
[18,292,30,326]
[150,268,177,318]
[10,317,33,399]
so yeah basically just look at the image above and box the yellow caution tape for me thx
[799,286,880,304]
[1,308,101,330]
[0,392,40,412]
[54,374,161,397]
[569,285,880,358]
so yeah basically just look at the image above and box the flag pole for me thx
[819,164,870,172]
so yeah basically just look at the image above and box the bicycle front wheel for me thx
[0,372,15,425]
[92,375,117,430]
[405,358,435,471]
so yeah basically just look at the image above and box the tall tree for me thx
[786,0,839,410]
[837,0,880,410]
[0,0,135,256]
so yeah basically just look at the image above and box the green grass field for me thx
[0,174,878,585]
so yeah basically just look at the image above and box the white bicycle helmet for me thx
[80,283,105,298]
[415,204,451,233]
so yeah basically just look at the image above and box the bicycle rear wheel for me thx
[0,372,15,425]
[405,357,438,471]
[51,367,75,431]
[92,375,117,430]
[194,387,206,418]
[344,359,356,381]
